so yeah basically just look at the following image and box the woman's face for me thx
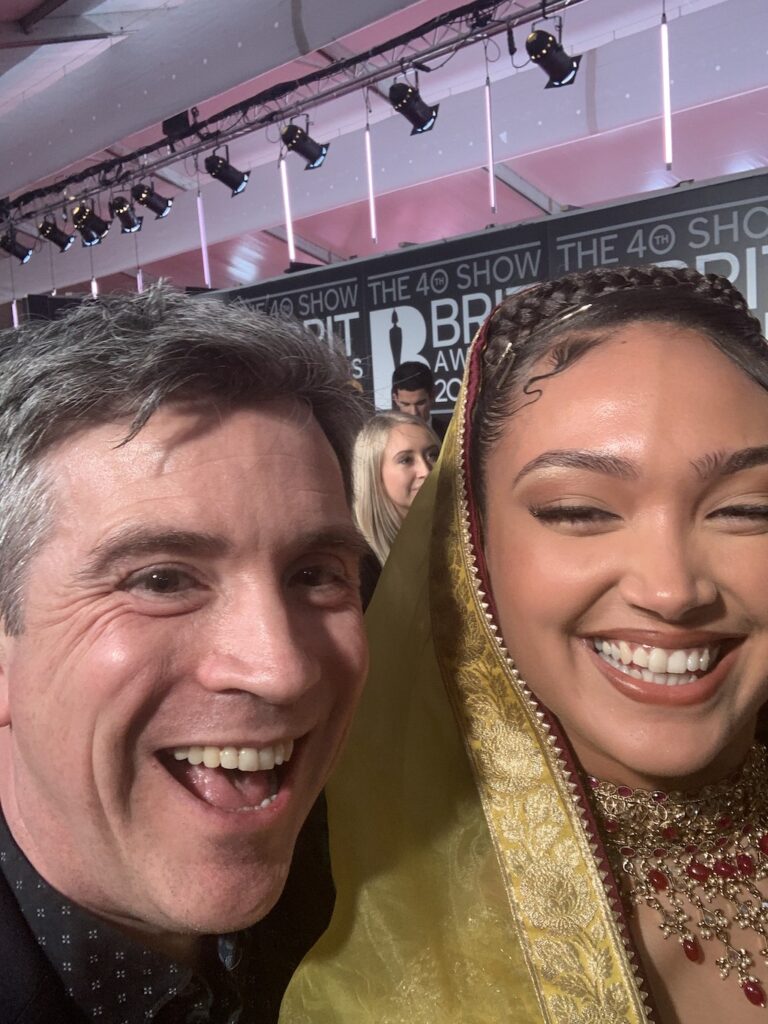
[381,423,439,516]
[484,322,768,789]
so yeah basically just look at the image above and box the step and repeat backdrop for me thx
[223,170,768,415]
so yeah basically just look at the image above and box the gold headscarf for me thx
[279,317,651,1023]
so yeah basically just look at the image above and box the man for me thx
[391,361,449,441]
[0,286,369,1022]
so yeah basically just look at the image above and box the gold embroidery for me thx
[429,381,649,1023]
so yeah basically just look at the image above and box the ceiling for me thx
[1,0,766,308]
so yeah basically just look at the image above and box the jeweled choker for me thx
[587,744,768,1009]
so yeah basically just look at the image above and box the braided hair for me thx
[471,264,767,509]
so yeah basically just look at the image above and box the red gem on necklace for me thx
[682,937,702,963]
[736,853,756,877]
[662,825,680,841]
[713,858,737,879]
[758,834,768,855]
[687,860,711,882]
[742,979,767,1007]
[648,868,669,891]
[717,814,734,830]
[617,785,633,797]
[604,818,619,833]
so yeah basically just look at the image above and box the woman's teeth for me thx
[592,639,720,686]
[171,741,294,772]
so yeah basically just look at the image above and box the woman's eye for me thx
[123,567,200,596]
[709,504,768,525]
[528,505,620,529]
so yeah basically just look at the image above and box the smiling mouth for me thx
[590,638,725,687]
[161,741,295,813]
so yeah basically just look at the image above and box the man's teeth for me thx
[593,639,720,687]
[171,740,294,772]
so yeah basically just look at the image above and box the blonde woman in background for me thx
[353,411,440,564]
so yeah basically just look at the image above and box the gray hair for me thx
[0,284,368,634]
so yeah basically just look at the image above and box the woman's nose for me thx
[617,526,718,621]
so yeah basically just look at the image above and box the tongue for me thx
[172,763,276,811]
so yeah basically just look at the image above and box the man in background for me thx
[391,361,449,441]
[0,286,369,1022]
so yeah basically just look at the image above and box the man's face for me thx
[392,387,432,421]
[0,401,367,941]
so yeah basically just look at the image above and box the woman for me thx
[280,266,768,1023]
[352,410,440,564]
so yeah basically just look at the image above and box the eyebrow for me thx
[77,527,230,581]
[513,445,768,488]
[513,450,640,485]
[294,525,371,561]
[77,522,370,582]
[693,446,768,480]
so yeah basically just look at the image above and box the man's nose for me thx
[195,585,321,704]
[617,522,718,621]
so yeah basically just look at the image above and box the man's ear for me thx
[0,627,11,728]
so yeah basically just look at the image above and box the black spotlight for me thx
[39,218,75,253]
[0,229,32,264]
[109,196,143,234]
[204,152,249,195]
[525,30,582,88]
[72,202,111,246]
[131,183,173,219]
[388,82,439,134]
[281,124,329,170]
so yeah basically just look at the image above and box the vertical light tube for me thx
[134,233,144,293]
[661,11,673,170]
[88,247,98,299]
[279,154,297,263]
[8,258,19,327]
[196,190,212,289]
[484,73,497,214]
[366,122,378,242]
[365,114,377,243]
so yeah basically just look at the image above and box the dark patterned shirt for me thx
[0,811,260,1023]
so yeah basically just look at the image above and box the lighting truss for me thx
[9,0,587,230]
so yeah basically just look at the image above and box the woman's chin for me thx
[571,724,756,792]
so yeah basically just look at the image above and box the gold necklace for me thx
[587,745,768,1009]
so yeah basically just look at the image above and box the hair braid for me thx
[484,265,757,369]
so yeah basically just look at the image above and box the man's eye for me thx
[293,566,344,588]
[123,567,199,596]
[290,562,359,604]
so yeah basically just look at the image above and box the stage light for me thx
[131,183,173,219]
[0,229,32,264]
[526,30,581,88]
[388,82,439,134]
[281,124,329,170]
[109,196,143,234]
[39,218,75,253]
[204,152,249,195]
[72,202,110,246]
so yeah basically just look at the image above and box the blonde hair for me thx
[353,411,440,565]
